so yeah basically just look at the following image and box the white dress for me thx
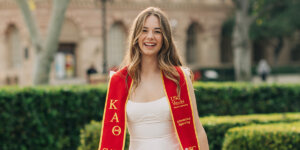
[126,97,181,150]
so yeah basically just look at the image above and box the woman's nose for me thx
[146,31,154,39]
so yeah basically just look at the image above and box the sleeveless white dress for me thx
[126,97,181,150]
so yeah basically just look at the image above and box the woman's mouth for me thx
[144,42,157,48]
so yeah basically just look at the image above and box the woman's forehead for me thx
[143,15,161,28]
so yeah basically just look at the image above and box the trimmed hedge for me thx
[194,82,300,116]
[196,66,300,82]
[222,122,300,150]
[201,113,300,150]
[78,113,300,150]
[0,83,299,150]
[0,85,107,150]
[77,121,101,150]
[77,120,130,150]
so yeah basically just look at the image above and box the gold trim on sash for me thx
[123,81,133,150]
[98,75,113,150]
[181,67,201,149]
[161,70,184,150]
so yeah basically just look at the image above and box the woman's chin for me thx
[141,49,159,57]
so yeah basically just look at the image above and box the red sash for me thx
[98,67,200,150]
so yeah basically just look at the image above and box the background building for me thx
[0,0,298,86]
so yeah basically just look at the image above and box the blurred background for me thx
[0,0,299,150]
[0,0,299,86]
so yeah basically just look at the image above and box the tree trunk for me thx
[33,0,70,85]
[232,0,253,81]
[15,0,43,53]
[15,0,70,85]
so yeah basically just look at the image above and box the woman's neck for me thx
[141,55,160,76]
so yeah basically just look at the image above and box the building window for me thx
[54,43,76,79]
[5,24,22,68]
[220,18,234,64]
[107,22,126,70]
[186,23,201,65]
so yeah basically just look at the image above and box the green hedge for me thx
[194,82,300,116]
[77,120,130,150]
[1,83,299,150]
[196,66,300,81]
[201,113,300,150]
[222,122,300,150]
[0,85,107,150]
[270,65,300,74]
[77,113,300,150]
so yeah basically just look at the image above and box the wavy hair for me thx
[122,7,183,92]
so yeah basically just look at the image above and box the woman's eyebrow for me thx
[143,27,161,30]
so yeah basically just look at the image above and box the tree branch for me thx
[43,0,70,56]
[15,0,42,53]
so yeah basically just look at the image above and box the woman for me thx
[99,7,209,150]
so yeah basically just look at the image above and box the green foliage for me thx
[194,82,300,116]
[270,65,300,74]
[77,121,101,150]
[250,0,300,39]
[251,65,300,75]
[0,85,107,150]
[228,0,300,40]
[78,113,300,150]
[201,113,300,150]
[77,121,130,150]
[196,66,300,82]
[1,83,299,150]
[222,122,300,150]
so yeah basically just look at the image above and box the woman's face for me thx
[138,15,163,57]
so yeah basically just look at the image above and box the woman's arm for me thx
[183,68,209,150]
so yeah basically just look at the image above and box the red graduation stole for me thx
[98,67,200,150]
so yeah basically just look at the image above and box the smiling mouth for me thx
[144,43,157,47]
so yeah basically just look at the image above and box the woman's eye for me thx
[155,31,161,33]
[142,30,147,32]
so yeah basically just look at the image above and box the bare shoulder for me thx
[180,66,192,81]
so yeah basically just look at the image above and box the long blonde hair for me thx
[122,7,183,92]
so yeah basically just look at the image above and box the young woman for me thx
[99,7,209,150]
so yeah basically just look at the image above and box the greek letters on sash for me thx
[98,67,200,150]
[109,99,118,110]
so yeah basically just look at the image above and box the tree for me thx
[231,0,295,81]
[232,0,254,81]
[15,0,71,85]
[250,0,300,67]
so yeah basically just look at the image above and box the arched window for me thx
[107,22,126,69]
[220,18,233,64]
[5,24,22,68]
[186,23,202,65]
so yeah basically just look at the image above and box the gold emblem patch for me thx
[171,96,188,109]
